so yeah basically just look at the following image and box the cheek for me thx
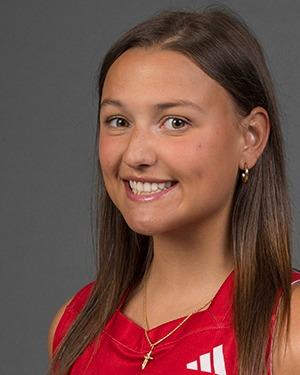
[205,133,241,189]
[98,135,118,173]
[183,134,240,187]
[163,139,204,182]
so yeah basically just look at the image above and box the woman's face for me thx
[99,47,245,236]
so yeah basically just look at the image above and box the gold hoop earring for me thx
[242,163,249,184]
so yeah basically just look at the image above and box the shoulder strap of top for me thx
[267,269,300,374]
[291,269,300,285]
[52,281,95,355]
[65,281,95,313]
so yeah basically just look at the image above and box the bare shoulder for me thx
[48,297,73,360]
[272,282,300,374]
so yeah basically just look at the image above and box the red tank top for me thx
[53,270,300,374]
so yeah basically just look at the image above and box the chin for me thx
[125,217,179,237]
[126,222,158,236]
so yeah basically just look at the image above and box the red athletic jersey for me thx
[53,270,300,374]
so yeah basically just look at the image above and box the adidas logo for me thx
[186,344,227,375]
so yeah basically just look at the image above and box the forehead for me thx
[101,47,231,108]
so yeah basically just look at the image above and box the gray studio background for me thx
[1,1,299,374]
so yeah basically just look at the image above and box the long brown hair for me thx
[50,7,292,375]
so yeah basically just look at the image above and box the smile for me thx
[123,180,178,202]
[128,180,176,195]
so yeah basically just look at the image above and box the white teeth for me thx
[136,181,143,192]
[128,180,175,194]
[144,182,151,192]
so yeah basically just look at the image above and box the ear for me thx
[239,106,270,169]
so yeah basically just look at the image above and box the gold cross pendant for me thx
[141,348,154,370]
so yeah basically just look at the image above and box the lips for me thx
[128,180,176,194]
[123,180,178,202]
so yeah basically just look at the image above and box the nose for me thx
[122,126,157,169]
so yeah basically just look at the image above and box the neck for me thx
[145,215,234,302]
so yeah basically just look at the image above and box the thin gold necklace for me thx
[141,275,212,370]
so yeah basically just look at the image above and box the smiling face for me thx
[99,47,245,236]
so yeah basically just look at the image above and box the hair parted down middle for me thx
[50,7,292,375]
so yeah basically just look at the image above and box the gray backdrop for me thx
[1,1,299,374]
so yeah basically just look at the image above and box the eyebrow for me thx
[99,98,203,113]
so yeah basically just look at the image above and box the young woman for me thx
[48,8,300,375]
